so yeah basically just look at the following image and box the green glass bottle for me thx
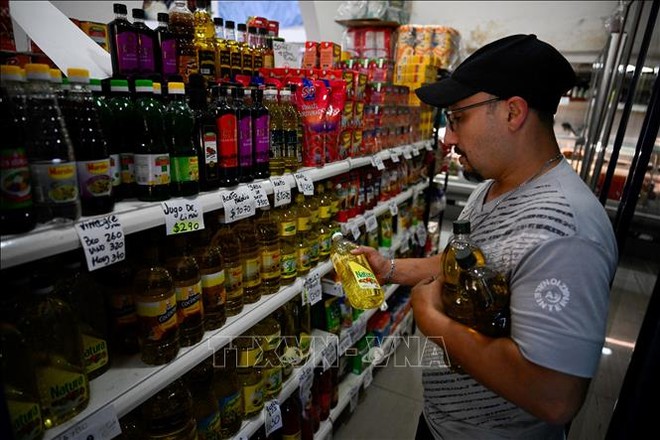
[166,81,200,197]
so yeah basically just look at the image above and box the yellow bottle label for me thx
[283,433,302,440]
[37,366,89,420]
[262,365,282,397]
[226,265,243,299]
[7,399,43,440]
[300,331,311,355]
[238,346,262,367]
[136,294,178,340]
[202,270,226,306]
[319,206,331,219]
[81,334,109,375]
[261,248,281,280]
[176,280,204,319]
[297,246,311,271]
[242,380,264,415]
[265,331,281,351]
[280,220,296,237]
[243,257,261,288]
[297,216,311,231]
[348,261,380,289]
[280,251,297,279]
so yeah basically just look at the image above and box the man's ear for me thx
[505,96,529,131]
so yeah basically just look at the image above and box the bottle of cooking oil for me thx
[141,378,197,440]
[276,202,298,286]
[133,232,180,365]
[293,296,312,362]
[254,315,282,399]
[169,0,197,82]
[302,193,320,268]
[273,304,297,381]
[330,232,384,310]
[294,192,313,277]
[279,88,298,173]
[1,323,44,440]
[211,220,244,316]
[441,220,486,328]
[316,183,334,262]
[213,347,242,438]
[190,222,226,331]
[233,218,263,304]
[184,358,222,440]
[17,270,89,429]
[192,0,217,84]
[164,234,204,346]
[263,88,284,175]
[379,211,393,249]
[255,202,281,295]
[234,328,265,418]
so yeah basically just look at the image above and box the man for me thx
[355,34,618,439]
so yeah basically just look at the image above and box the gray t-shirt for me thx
[423,160,618,439]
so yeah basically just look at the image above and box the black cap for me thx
[237,23,247,32]
[453,220,471,235]
[415,34,576,114]
[214,17,224,26]
[113,3,127,14]
[455,247,477,270]
[225,20,235,28]
[157,12,169,23]
[132,8,145,19]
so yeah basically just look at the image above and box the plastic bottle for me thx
[276,202,298,285]
[216,86,240,187]
[132,8,158,75]
[107,79,137,199]
[241,25,255,77]
[280,396,302,440]
[279,88,298,173]
[216,20,232,81]
[0,65,35,234]
[316,183,334,261]
[140,379,197,439]
[24,63,81,223]
[184,359,222,440]
[192,0,217,83]
[17,270,89,429]
[191,222,226,331]
[166,81,200,196]
[155,12,179,80]
[168,0,197,82]
[134,79,171,201]
[164,234,204,347]
[330,232,384,310]
[211,220,244,316]
[235,86,254,183]
[108,3,138,78]
[263,88,284,175]
[294,192,313,277]
[255,203,281,295]
[133,234,180,365]
[289,83,304,167]
[251,88,270,179]
[254,315,282,399]
[234,328,265,418]
[302,193,320,267]
[234,218,263,304]
[273,304,297,381]
[225,21,242,79]
[90,78,121,200]
[293,296,312,361]
[312,367,331,421]
[213,347,243,438]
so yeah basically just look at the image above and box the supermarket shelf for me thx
[43,261,334,440]
[315,419,333,440]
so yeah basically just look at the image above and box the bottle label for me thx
[254,114,270,164]
[161,39,178,76]
[196,410,222,440]
[265,331,281,351]
[219,49,231,70]
[230,51,242,72]
[261,248,281,280]
[110,292,138,326]
[282,433,302,440]
[201,270,226,306]
[138,33,156,72]
[134,153,170,186]
[319,232,332,256]
[7,399,43,440]
[109,153,121,187]
[77,159,112,198]
[218,114,238,168]
[243,257,261,288]
[285,129,297,160]
[226,265,243,299]
[280,251,297,280]
[348,261,380,289]
[280,220,296,237]
[177,53,197,82]
[176,280,204,319]
[115,31,138,73]
[238,346,262,368]
[81,334,109,375]
[120,153,135,184]
[202,129,218,165]
[36,366,89,419]
[297,246,311,272]
[242,51,253,75]
[171,155,199,183]
[271,129,284,159]
[30,162,79,204]
[238,115,253,168]
[0,147,32,208]
[297,216,311,231]
[241,380,264,415]
[262,365,282,396]
[310,240,320,262]
[253,52,264,70]
[198,49,217,78]
[135,293,178,341]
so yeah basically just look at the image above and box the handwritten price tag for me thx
[349,220,361,241]
[247,183,270,208]
[303,272,322,306]
[390,149,400,163]
[321,336,339,371]
[403,146,413,160]
[411,145,421,156]
[389,201,398,216]
[161,199,204,235]
[294,172,314,195]
[75,215,126,272]
[53,404,121,440]
[264,400,283,437]
[221,188,256,223]
[271,176,292,207]
[364,212,378,232]
[371,154,385,170]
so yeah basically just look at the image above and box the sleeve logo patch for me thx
[534,278,570,312]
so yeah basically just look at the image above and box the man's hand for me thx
[351,246,391,284]
[411,276,447,337]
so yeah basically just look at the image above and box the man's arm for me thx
[352,246,443,286]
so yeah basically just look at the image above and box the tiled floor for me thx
[334,217,658,440]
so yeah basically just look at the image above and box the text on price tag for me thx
[293,172,314,195]
[389,201,399,216]
[349,220,361,241]
[53,404,121,440]
[221,188,256,223]
[322,336,338,371]
[403,146,413,160]
[371,154,385,170]
[425,141,434,151]
[412,145,420,156]
[75,215,126,272]
[271,176,292,207]
[247,183,270,208]
[303,272,322,306]
[339,333,353,356]
[390,149,400,163]
[364,212,378,232]
[161,199,204,235]
[264,400,283,437]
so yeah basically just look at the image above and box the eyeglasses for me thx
[444,97,502,131]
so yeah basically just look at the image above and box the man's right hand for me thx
[351,246,391,284]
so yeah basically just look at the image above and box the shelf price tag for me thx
[403,146,413,160]
[416,223,428,246]
[389,201,398,216]
[390,149,400,163]
[75,215,126,272]
[247,183,270,208]
[349,220,361,241]
[364,211,378,232]
[303,272,322,306]
[161,198,204,235]
[411,145,421,157]
[299,363,314,404]
[271,176,292,207]
[221,188,256,223]
[425,141,434,151]
[364,366,374,389]
[294,172,315,195]
[53,404,121,440]
[370,154,385,170]
[399,231,410,253]
[321,335,339,372]
[264,400,283,437]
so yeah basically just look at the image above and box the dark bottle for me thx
[188,74,220,191]
[131,8,158,76]
[216,86,239,187]
[108,3,138,78]
[281,396,302,440]
[166,81,200,197]
[191,222,226,330]
[134,79,171,201]
[251,87,270,179]
[235,86,254,183]
[64,68,114,216]
[90,78,122,201]
[273,304,296,381]
[213,348,243,438]
[312,367,331,421]
[107,79,137,199]
[0,64,36,234]
[140,379,197,439]
[184,359,222,440]
[155,12,179,80]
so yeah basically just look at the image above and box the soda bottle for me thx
[279,88,298,173]
[169,0,197,82]
[24,63,81,223]
[132,8,158,76]
[140,379,197,439]
[164,234,204,347]
[0,65,35,234]
[134,79,171,201]
[235,86,254,183]
[276,202,298,285]
[190,222,226,331]
[330,232,384,310]
[133,233,180,365]
[166,81,200,196]
[254,315,282,399]
[108,3,138,78]
[234,328,265,418]
[184,359,222,440]
[193,0,217,84]
[211,219,244,316]
[255,202,281,295]
[213,347,243,438]
[234,218,263,304]
[263,88,284,175]
[155,12,179,81]
[107,79,137,199]
[251,88,270,179]
[294,192,313,277]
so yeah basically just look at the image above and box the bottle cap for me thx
[67,67,90,83]
[455,247,477,270]
[0,65,22,82]
[213,17,224,26]
[237,23,247,32]
[132,8,145,19]
[110,78,129,91]
[135,79,154,92]
[157,12,169,23]
[453,219,471,234]
[168,82,185,94]
[113,3,127,15]
[153,82,162,94]
[49,68,62,83]
[24,63,51,81]
[332,232,343,241]
[225,20,235,29]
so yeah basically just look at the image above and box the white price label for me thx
[390,149,400,163]
[364,366,374,389]
[75,215,126,272]
[304,272,322,306]
[371,154,385,170]
[264,400,283,437]
[339,333,353,356]
[364,212,378,232]
[299,363,314,404]
[411,145,421,156]
[389,201,398,216]
[322,336,338,371]
[294,172,314,195]
[349,220,361,241]
[161,199,204,235]
[425,141,434,151]
[221,188,256,223]
[247,183,270,208]
[271,176,292,207]
[416,224,428,246]
[349,386,359,412]
[403,146,413,160]
[53,404,121,440]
